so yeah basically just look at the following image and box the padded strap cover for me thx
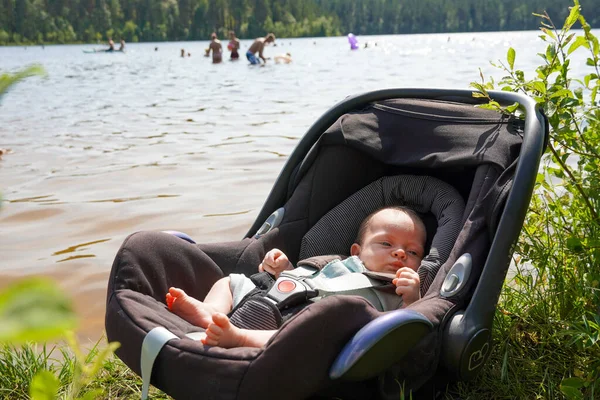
[140,327,178,400]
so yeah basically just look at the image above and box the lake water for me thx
[0,30,596,342]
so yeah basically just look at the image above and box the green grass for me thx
[1,301,596,400]
[443,257,599,399]
[0,340,170,400]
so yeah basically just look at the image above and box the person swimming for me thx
[228,30,240,60]
[274,52,292,64]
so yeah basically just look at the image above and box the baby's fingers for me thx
[275,253,290,269]
[394,277,418,288]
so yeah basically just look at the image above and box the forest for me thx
[0,0,599,45]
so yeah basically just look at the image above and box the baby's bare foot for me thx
[202,313,247,348]
[166,287,216,328]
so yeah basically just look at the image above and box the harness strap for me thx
[275,266,403,312]
[140,327,178,400]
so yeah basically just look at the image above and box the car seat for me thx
[105,88,548,399]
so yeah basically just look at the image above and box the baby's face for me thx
[351,209,426,274]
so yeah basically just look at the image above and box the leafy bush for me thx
[466,1,599,398]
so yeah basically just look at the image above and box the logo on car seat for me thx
[467,341,489,371]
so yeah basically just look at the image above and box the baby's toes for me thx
[202,335,218,346]
[206,322,224,337]
[169,287,186,298]
[165,293,174,309]
[211,312,231,329]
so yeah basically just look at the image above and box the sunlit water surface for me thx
[0,31,596,342]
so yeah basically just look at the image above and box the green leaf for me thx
[541,21,553,30]
[529,81,547,94]
[544,101,558,117]
[536,173,546,184]
[586,58,596,66]
[541,28,556,41]
[0,64,46,96]
[561,377,585,400]
[567,237,584,252]
[477,103,501,111]
[0,278,77,343]
[504,102,520,113]
[516,70,524,81]
[564,33,576,46]
[584,73,598,87]
[507,47,516,70]
[546,44,557,62]
[564,5,581,30]
[591,35,600,56]
[568,36,589,55]
[549,89,572,98]
[29,370,60,400]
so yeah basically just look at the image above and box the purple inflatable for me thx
[348,33,359,50]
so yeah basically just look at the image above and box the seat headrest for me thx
[299,175,466,295]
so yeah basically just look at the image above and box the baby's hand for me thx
[259,248,293,278]
[392,268,420,306]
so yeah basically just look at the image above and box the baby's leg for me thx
[203,277,234,312]
[166,278,232,328]
[202,313,277,349]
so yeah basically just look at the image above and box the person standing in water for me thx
[208,32,223,64]
[228,31,240,60]
[246,33,275,65]
[105,38,115,52]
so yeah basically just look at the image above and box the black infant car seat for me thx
[105,88,548,399]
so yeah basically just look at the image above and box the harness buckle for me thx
[266,276,319,310]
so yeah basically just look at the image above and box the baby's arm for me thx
[392,268,420,306]
[259,248,294,278]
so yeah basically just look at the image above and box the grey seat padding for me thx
[299,175,466,295]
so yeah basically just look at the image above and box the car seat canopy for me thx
[322,98,523,171]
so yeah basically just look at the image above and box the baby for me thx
[166,206,426,348]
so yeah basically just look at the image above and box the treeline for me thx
[0,0,598,45]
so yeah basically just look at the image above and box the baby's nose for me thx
[393,248,406,258]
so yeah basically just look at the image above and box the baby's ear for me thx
[350,243,361,256]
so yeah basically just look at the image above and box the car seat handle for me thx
[162,230,196,244]
[329,309,432,381]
